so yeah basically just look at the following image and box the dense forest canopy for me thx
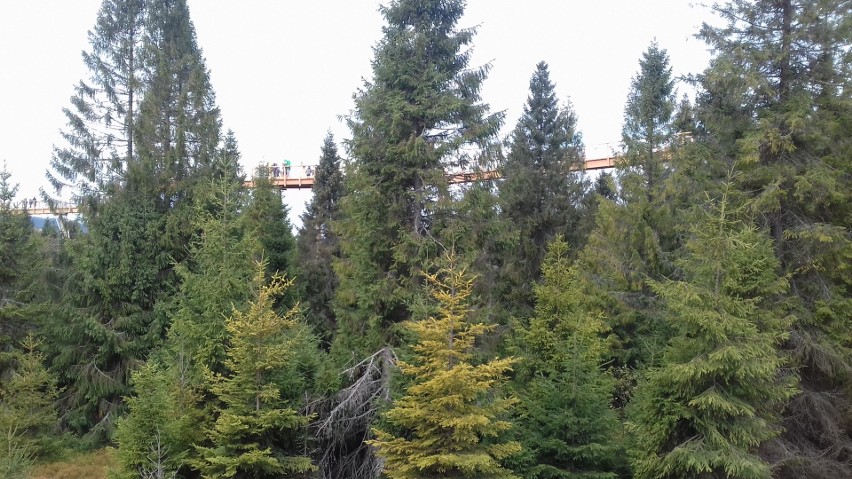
[0,1,849,478]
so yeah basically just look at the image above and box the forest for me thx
[0,0,850,478]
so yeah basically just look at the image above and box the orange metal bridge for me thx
[16,154,617,216]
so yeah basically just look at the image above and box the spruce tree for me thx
[370,255,520,478]
[244,174,296,287]
[47,0,145,208]
[113,361,195,479]
[628,187,796,479]
[620,41,676,205]
[498,61,588,316]
[297,132,344,342]
[697,1,852,475]
[44,0,225,441]
[576,43,681,371]
[192,266,316,479]
[44,190,168,440]
[167,175,254,374]
[0,335,59,477]
[0,164,42,355]
[333,0,501,358]
[510,237,621,479]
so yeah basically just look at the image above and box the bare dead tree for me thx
[139,429,178,479]
[308,347,396,479]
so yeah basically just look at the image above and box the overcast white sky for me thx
[0,0,715,223]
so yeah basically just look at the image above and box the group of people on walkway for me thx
[261,162,313,179]
[19,197,39,210]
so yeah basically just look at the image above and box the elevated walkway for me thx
[13,154,618,215]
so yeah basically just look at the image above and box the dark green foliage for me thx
[47,0,145,206]
[620,41,676,205]
[0,165,42,355]
[697,2,852,475]
[244,175,297,301]
[297,132,344,342]
[498,62,588,315]
[43,0,225,442]
[628,189,796,479]
[333,0,501,358]
[44,191,168,442]
[576,43,681,372]
[510,237,621,479]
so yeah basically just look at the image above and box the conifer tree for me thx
[333,0,501,357]
[47,0,145,207]
[370,255,520,479]
[43,0,225,441]
[576,43,680,371]
[167,176,254,373]
[44,190,167,441]
[297,132,344,341]
[628,187,796,479]
[620,41,676,205]
[244,174,296,287]
[0,335,59,477]
[0,164,42,354]
[510,237,621,479]
[697,1,852,475]
[498,61,588,315]
[113,361,196,479]
[192,266,316,479]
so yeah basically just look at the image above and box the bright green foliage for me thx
[498,62,588,315]
[510,237,621,479]
[628,189,795,479]
[113,361,201,479]
[697,2,852,475]
[370,256,520,479]
[0,335,59,478]
[297,132,344,342]
[333,0,502,357]
[192,266,316,478]
[167,177,255,374]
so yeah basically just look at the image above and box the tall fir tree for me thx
[132,0,222,259]
[333,0,502,358]
[628,187,796,479]
[297,132,344,342]
[620,41,676,205]
[697,1,852,475]
[244,173,297,289]
[44,0,224,441]
[577,43,680,371]
[497,61,588,316]
[47,0,145,209]
[44,189,168,441]
[369,255,520,479]
[509,236,621,479]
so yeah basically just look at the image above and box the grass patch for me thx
[29,449,115,479]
